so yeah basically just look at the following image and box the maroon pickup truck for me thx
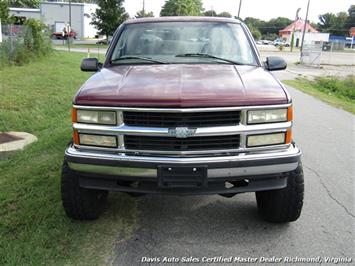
[62,17,304,223]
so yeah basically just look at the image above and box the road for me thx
[111,81,354,265]
[260,50,355,66]
[258,44,355,66]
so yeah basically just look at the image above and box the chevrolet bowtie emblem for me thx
[168,127,196,138]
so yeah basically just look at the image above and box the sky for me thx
[124,0,354,23]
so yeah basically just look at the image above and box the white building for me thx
[279,19,329,47]
[9,2,98,39]
[292,32,330,46]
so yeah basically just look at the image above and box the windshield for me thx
[110,22,257,65]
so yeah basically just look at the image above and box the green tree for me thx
[204,10,217,17]
[318,13,336,32]
[91,0,128,38]
[0,1,11,23]
[243,17,263,40]
[160,0,203,16]
[217,12,232,18]
[262,17,292,36]
[135,9,154,18]
[9,0,40,8]
[249,25,261,40]
[346,5,355,32]
[318,11,349,35]
[335,12,349,35]
[262,33,278,41]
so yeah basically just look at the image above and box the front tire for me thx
[256,162,304,223]
[61,160,108,220]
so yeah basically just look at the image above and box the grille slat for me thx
[124,135,240,151]
[123,111,241,128]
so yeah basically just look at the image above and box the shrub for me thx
[314,76,355,100]
[24,18,52,55]
[0,19,52,68]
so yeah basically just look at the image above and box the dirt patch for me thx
[0,132,23,144]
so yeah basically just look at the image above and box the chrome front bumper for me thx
[65,143,301,179]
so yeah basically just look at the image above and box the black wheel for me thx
[61,159,108,220]
[256,162,304,223]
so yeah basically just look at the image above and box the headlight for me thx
[248,108,288,124]
[79,133,117,148]
[76,109,117,125]
[247,132,286,147]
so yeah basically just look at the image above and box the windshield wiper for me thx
[110,56,166,64]
[175,53,243,65]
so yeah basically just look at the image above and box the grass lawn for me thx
[284,76,355,114]
[0,51,137,265]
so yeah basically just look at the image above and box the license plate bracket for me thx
[158,166,207,188]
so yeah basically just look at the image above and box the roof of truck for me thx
[125,16,241,25]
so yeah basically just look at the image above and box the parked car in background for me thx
[52,30,77,40]
[262,40,272,45]
[96,36,113,45]
[62,17,304,223]
[274,39,290,47]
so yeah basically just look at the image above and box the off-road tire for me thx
[256,162,304,223]
[61,160,108,220]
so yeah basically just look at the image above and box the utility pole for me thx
[300,0,310,61]
[0,19,2,43]
[291,8,301,52]
[143,0,145,14]
[68,0,72,52]
[237,0,242,19]
[69,0,72,28]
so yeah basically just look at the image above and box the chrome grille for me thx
[124,135,240,151]
[123,111,241,128]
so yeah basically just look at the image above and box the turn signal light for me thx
[287,106,293,121]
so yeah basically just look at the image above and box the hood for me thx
[74,64,288,107]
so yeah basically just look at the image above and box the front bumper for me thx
[65,143,301,195]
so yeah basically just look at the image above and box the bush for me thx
[0,19,52,68]
[24,19,52,55]
[278,44,284,51]
[315,76,355,100]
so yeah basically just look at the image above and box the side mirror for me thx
[80,58,101,72]
[265,57,287,71]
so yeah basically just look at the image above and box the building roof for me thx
[350,27,355,37]
[279,19,318,34]
[9,7,40,13]
[40,1,95,6]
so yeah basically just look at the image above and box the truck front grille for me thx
[124,135,240,151]
[123,111,241,128]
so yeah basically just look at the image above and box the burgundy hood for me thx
[74,64,288,107]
